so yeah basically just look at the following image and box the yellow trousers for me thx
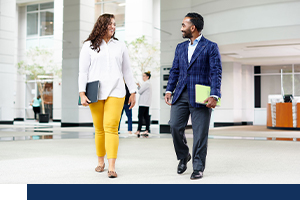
[89,96,125,159]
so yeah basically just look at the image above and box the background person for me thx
[78,13,136,178]
[31,95,41,121]
[118,84,133,134]
[135,71,152,137]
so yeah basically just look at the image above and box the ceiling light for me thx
[246,43,300,48]
[118,3,126,6]
[221,53,238,56]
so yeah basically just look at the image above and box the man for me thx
[165,13,222,180]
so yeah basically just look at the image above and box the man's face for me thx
[181,17,193,39]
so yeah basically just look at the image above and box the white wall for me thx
[192,0,300,46]
[214,62,242,123]
[0,0,16,122]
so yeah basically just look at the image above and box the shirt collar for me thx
[102,38,116,44]
[189,34,202,45]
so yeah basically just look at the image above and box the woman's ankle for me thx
[98,156,105,166]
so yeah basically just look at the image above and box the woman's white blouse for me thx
[138,80,152,107]
[78,39,136,100]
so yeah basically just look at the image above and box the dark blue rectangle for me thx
[27,184,299,200]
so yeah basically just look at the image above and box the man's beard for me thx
[182,30,192,39]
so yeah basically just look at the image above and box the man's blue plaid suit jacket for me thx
[166,36,222,108]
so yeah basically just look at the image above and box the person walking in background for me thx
[164,13,222,180]
[31,95,41,121]
[135,71,152,137]
[78,13,136,178]
[118,84,133,134]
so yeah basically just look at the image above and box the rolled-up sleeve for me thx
[122,43,136,94]
[78,42,91,93]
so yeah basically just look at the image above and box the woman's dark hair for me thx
[37,95,41,99]
[185,12,204,31]
[84,13,118,53]
[144,71,151,79]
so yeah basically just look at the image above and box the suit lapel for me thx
[182,41,189,68]
[188,36,207,69]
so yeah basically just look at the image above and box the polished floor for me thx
[1,121,300,184]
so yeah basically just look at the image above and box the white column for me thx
[53,0,63,121]
[125,0,161,125]
[61,0,94,126]
[15,4,26,121]
[125,0,153,42]
[214,62,243,123]
[0,0,16,123]
[241,65,254,123]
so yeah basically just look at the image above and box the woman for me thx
[118,84,133,134]
[135,71,152,137]
[78,14,136,178]
[31,95,41,121]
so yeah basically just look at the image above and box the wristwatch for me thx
[212,96,218,101]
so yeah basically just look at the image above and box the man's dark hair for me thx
[185,13,204,31]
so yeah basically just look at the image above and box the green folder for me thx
[195,84,221,106]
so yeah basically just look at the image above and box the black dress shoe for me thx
[177,153,191,174]
[190,170,203,180]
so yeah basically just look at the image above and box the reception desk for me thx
[267,102,300,129]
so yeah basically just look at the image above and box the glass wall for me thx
[257,64,300,108]
[26,2,54,49]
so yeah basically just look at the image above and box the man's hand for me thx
[128,93,136,109]
[203,97,217,108]
[164,93,172,106]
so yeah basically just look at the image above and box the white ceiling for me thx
[220,39,300,66]
[16,0,300,66]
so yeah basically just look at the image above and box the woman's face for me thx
[142,73,149,82]
[106,18,116,38]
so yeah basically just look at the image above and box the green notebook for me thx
[195,84,221,106]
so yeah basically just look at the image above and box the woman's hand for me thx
[136,83,140,87]
[80,92,91,106]
[128,93,136,109]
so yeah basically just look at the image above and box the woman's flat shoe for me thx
[95,163,105,172]
[134,131,140,135]
[108,171,118,178]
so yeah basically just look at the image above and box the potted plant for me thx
[17,47,61,123]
